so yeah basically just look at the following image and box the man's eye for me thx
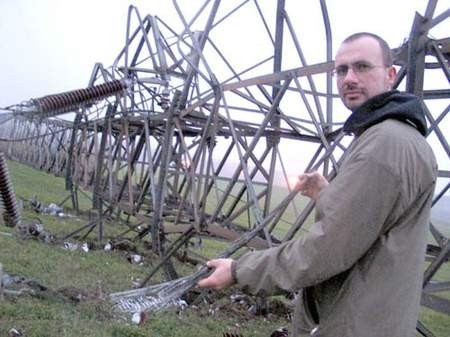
[335,67,347,76]
[355,63,370,72]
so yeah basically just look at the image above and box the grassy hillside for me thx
[0,160,288,337]
[0,160,449,336]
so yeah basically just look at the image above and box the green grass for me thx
[419,307,450,337]
[0,294,286,337]
[8,159,92,211]
[1,159,449,337]
[1,160,289,337]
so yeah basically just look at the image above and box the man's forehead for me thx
[335,38,383,65]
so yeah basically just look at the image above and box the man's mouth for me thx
[344,90,362,99]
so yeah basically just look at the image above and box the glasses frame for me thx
[332,61,388,78]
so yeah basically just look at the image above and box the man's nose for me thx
[342,67,358,82]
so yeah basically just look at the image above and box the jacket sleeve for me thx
[234,153,403,295]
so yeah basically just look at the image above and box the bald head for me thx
[341,32,393,67]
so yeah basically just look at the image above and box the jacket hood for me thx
[343,90,428,136]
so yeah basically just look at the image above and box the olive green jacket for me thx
[233,119,437,336]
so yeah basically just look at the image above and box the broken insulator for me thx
[0,152,21,227]
[31,79,127,117]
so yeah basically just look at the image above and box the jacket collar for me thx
[343,90,428,136]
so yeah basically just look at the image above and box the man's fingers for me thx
[197,278,210,288]
[206,259,220,269]
[296,174,309,190]
[198,258,234,290]
[197,270,222,289]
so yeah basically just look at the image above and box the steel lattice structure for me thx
[0,1,449,335]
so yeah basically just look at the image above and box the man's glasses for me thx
[333,61,386,78]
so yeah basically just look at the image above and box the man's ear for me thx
[387,66,397,88]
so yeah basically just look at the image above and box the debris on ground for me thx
[15,221,56,243]
[81,242,90,252]
[8,328,23,337]
[62,241,79,251]
[1,267,99,304]
[112,293,188,315]
[270,327,289,337]
[127,253,144,265]
[105,238,137,252]
[5,195,294,331]
[25,196,72,218]
[62,240,96,253]
[57,286,97,303]
[131,311,147,325]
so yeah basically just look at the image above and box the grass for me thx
[1,160,289,337]
[1,159,449,336]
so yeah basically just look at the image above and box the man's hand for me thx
[197,258,234,290]
[296,171,329,200]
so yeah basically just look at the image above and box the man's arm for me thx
[198,171,329,290]
[200,153,401,295]
[234,154,401,294]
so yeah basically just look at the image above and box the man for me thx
[198,33,437,337]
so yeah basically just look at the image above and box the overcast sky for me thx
[0,1,448,198]
[1,0,447,107]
